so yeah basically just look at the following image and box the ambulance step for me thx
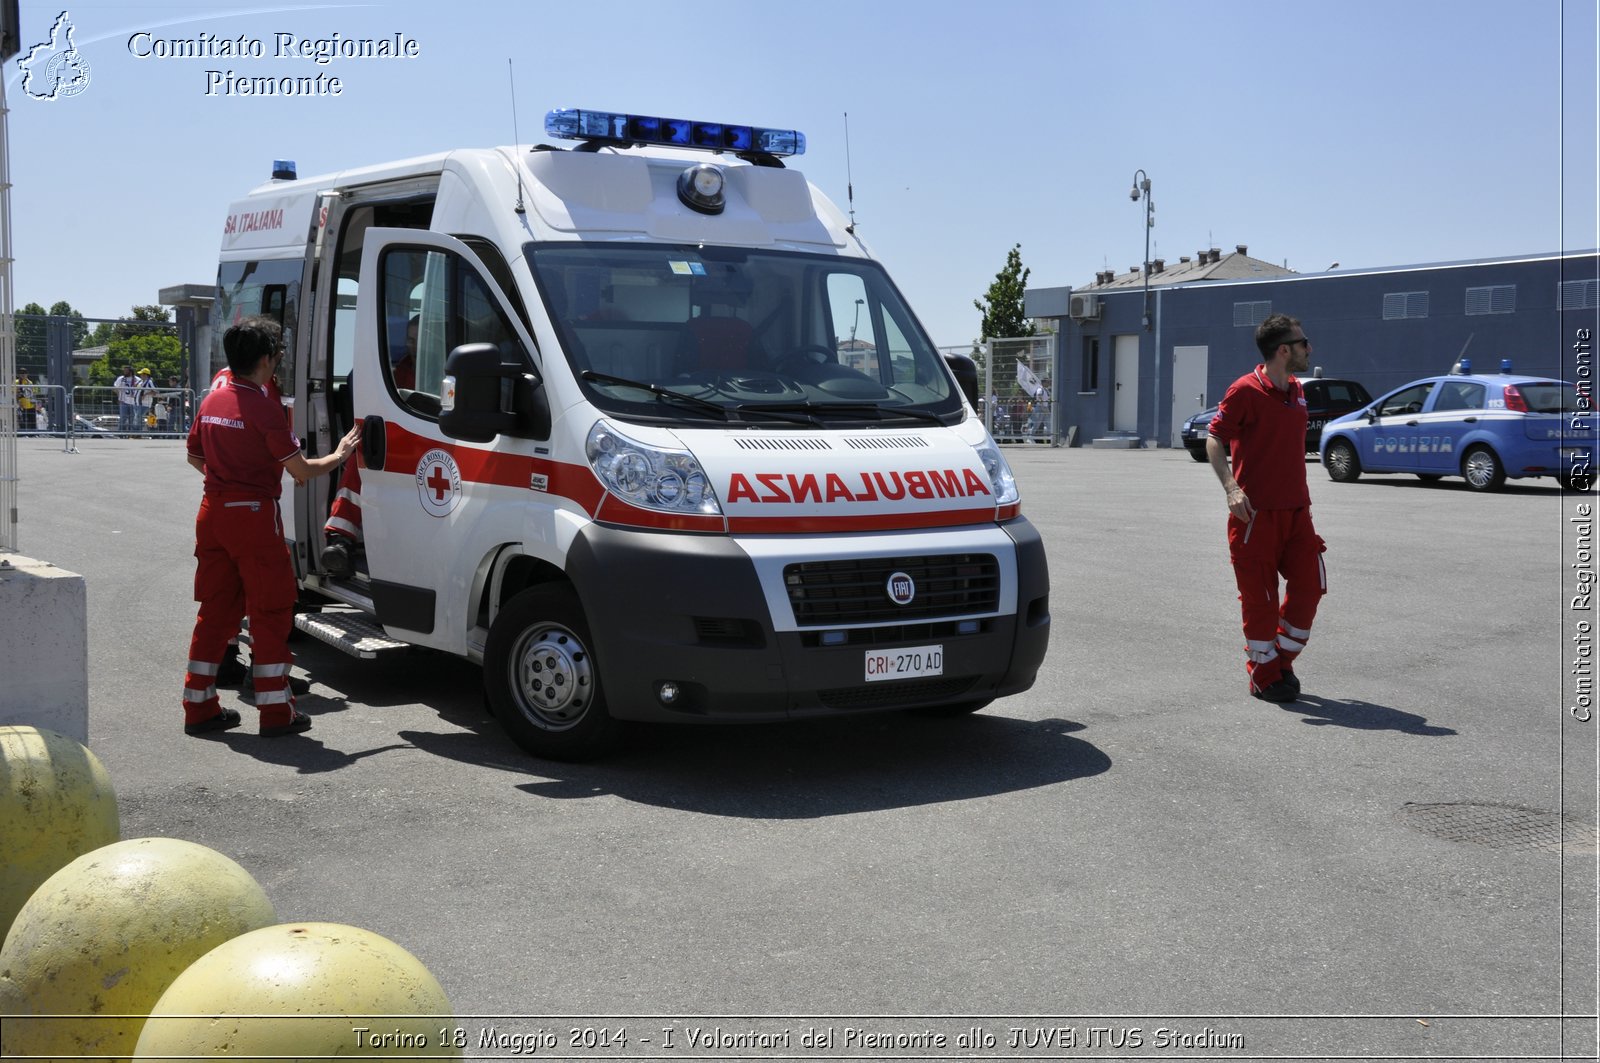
[294,610,409,659]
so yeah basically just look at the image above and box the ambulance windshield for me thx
[527,244,962,425]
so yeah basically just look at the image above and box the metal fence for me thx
[4,382,196,446]
[961,333,1058,445]
[68,385,193,439]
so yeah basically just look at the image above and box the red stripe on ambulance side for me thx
[725,506,999,534]
[381,423,607,513]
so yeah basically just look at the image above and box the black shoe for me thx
[1251,678,1299,704]
[321,540,354,578]
[1281,667,1301,695]
[185,708,242,736]
[215,647,248,687]
[260,710,313,738]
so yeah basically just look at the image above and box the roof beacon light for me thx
[544,108,805,157]
[677,163,726,215]
[1500,358,1513,373]
[271,159,297,181]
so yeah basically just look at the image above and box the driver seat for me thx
[683,315,756,373]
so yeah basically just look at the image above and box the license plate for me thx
[864,645,944,683]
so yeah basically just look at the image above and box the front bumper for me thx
[565,519,1051,722]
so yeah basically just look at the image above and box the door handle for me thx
[1406,420,1419,427]
[1463,416,1477,423]
[361,414,387,471]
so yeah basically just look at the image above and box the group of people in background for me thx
[112,365,190,435]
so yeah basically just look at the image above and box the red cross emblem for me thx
[415,449,462,517]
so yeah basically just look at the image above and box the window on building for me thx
[1382,291,1429,320]
[1233,300,1271,327]
[1465,284,1516,315]
[1080,337,1099,392]
[1560,279,1599,311]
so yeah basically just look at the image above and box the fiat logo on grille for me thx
[886,571,916,606]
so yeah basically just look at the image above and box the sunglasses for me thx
[1284,336,1311,348]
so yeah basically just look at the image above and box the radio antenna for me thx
[843,111,857,234]
[508,59,526,215]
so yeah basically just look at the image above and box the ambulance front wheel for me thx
[484,585,621,762]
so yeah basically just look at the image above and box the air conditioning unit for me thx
[1069,292,1101,320]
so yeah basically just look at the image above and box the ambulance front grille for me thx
[784,553,999,626]
[843,435,931,449]
[732,437,833,450]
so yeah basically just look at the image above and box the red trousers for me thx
[182,495,297,727]
[325,460,363,542]
[1227,507,1326,692]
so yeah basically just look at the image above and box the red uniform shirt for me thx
[1208,365,1310,511]
[187,379,300,498]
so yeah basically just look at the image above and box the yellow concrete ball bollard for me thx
[0,725,120,942]
[134,922,461,1059]
[0,837,276,1060]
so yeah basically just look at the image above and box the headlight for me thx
[586,421,722,516]
[973,441,1020,506]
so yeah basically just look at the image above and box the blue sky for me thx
[6,0,1597,347]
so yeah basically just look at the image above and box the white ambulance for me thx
[214,107,1051,760]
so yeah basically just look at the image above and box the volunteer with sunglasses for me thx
[1206,314,1329,704]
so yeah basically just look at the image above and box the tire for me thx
[1415,474,1443,482]
[910,699,993,718]
[1460,445,1505,492]
[483,584,621,761]
[1324,439,1361,482]
[1187,446,1207,463]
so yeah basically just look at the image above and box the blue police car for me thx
[1319,360,1592,491]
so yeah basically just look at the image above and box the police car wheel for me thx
[1324,440,1361,483]
[484,584,621,761]
[1188,446,1207,463]
[1460,445,1505,492]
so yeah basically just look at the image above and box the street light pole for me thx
[850,298,864,344]
[1130,169,1153,332]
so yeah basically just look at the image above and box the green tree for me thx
[973,243,1035,341]
[111,305,173,343]
[15,302,48,369]
[47,300,89,348]
[86,306,182,386]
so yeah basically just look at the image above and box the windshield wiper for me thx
[580,371,730,420]
[740,401,947,426]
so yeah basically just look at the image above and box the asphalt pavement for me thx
[6,437,1596,1062]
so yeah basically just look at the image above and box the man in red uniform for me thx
[182,316,361,737]
[1206,314,1328,703]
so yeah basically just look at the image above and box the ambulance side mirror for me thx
[943,352,980,409]
[439,342,540,443]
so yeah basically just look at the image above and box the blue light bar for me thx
[544,108,805,156]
